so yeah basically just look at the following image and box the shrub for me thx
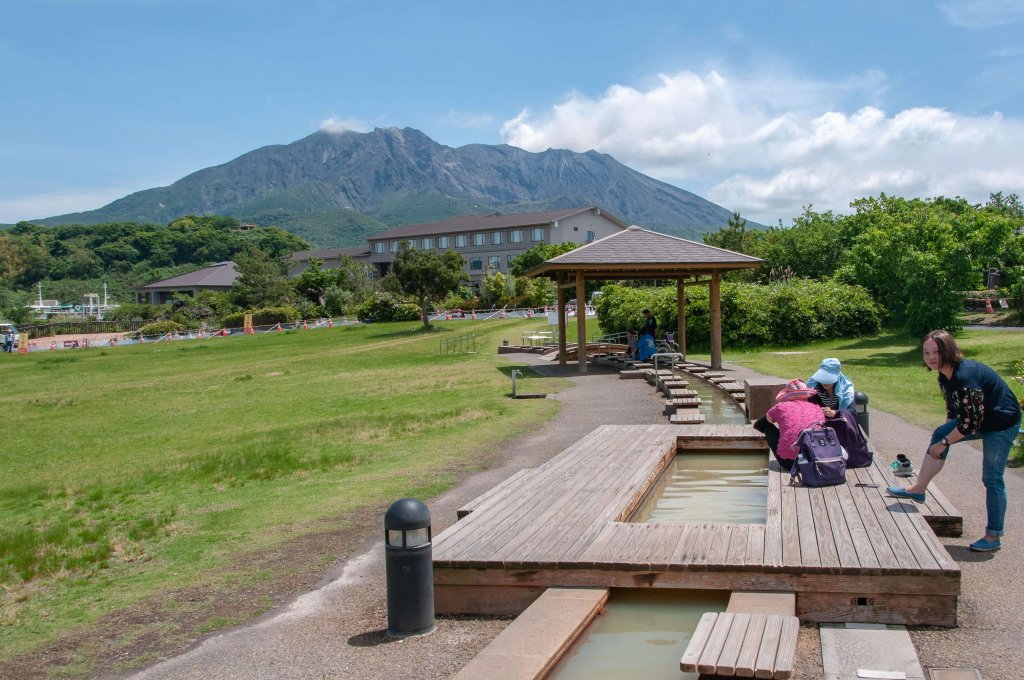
[138,320,184,337]
[355,293,421,323]
[596,279,881,349]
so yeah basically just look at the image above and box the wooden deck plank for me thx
[680,612,718,673]
[763,463,784,569]
[735,613,768,676]
[825,485,869,570]
[753,616,783,678]
[782,472,807,568]
[831,482,880,571]
[716,611,750,676]
[697,612,736,674]
[861,462,945,573]
[726,523,750,568]
[806,489,839,571]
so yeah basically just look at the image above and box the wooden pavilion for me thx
[524,226,763,371]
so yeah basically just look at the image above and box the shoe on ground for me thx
[889,456,915,477]
[969,537,1001,552]
[886,486,926,503]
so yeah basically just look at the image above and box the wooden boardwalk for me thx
[434,424,959,627]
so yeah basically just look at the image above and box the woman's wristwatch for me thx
[940,437,950,447]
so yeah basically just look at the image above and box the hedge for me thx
[355,293,421,323]
[596,279,881,349]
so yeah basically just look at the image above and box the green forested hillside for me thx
[0,216,308,310]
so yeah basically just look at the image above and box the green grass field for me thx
[0,318,570,669]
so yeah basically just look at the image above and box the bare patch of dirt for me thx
[0,509,380,680]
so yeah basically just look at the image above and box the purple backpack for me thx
[824,411,873,468]
[791,424,847,487]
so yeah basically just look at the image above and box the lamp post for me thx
[384,498,435,637]
[853,391,870,437]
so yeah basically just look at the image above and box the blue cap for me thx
[810,357,841,385]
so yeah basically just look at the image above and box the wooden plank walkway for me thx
[450,588,608,680]
[434,424,960,627]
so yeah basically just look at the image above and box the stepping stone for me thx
[668,397,702,408]
[619,370,646,379]
[670,411,705,424]
[666,388,698,398]
[820,623,925,680]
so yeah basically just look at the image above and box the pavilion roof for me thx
[524,225,762,280]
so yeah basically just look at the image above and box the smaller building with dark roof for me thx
[134,261,239,304]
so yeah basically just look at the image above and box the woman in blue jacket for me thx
[807,357,855,418]
[888,330,1022,552]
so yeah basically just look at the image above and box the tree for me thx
[509,242,579,276]
[702,211,763,254]
[392,244,467,329]
[231,248,291,309]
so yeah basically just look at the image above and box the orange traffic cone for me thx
[110,336,117,346]
[526,309,533,318]
[328,318,334,328]
[472,310,477,320]
[445,312,452,320]
[83,338,89,349]
[985,297,994,313]
[50,340,56,351]
[303,319,308,330]
[500,310,506,319]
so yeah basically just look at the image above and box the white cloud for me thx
[0,187,136,224]
[318,117,368,134]
[500,70,1024,224]
[939,0,1024,28]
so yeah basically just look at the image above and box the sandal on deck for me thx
[886,486,926,503]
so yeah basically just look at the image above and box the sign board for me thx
[17,333,29,355]
[999,299,1009,309]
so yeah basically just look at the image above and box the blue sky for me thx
[3,0,1024,225]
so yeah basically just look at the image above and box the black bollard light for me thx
[384,498,435,637]
[853,391,870,436]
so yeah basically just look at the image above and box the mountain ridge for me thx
[30,127,751,246]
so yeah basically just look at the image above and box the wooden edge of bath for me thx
[449,587,609,680]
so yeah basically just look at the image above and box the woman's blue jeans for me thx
[930,418,1021,536]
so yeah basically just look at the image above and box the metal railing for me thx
[439,333,477,355]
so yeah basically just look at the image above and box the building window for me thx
[531,227,545,242]
[473,233,485,247]
[507,254,515,266]
[510,230,523,243]
[456,234,467,248]
[586,230,596,242]
[373,242,384,254]
[438,236,449,249]
[488,256,500,270]
[389,240,398,253]
[469,257,483,271]
[421,237,432,250]
[491,231,502,245]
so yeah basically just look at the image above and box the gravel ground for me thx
[117,357,1021,680]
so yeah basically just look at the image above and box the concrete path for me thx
[120,357,1023,680]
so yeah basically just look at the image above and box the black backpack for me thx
[824,411,873,468]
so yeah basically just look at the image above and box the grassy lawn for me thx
[0,318,571,669]
[691,327,1024,429]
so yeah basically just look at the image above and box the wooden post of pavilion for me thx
[710,272,722,369]
[557,273,567,367]
[575,271,586,373]
[676,279,686,358]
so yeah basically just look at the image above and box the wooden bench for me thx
[451,588,609,680]
[680,611,798,678]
